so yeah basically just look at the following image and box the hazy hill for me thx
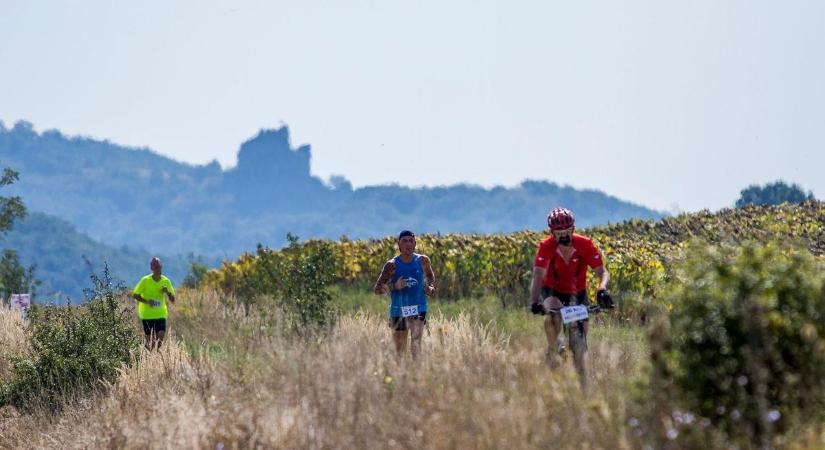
[0,120,663,257]
[2,212,198,302]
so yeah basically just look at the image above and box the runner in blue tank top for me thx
[373,230,437,357]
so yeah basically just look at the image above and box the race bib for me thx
[401,305,420,318]
[560,305,588,324]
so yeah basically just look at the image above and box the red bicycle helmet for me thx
[547,207,575,230]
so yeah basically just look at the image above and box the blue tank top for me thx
[389,254,428,317]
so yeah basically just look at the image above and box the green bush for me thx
[236,234,337,334]
[182,259,210,289]
[0,266,140,411]
[278,235,337,333]
[658,242,825,444]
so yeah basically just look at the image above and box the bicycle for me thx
[532,292,614,371]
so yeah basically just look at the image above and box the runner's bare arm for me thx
[420,255,437,296]
[373,260,396,295]
[162,286,176,303]
[530,266,546,304]
[132,292,158,307]
[593,263,610,291]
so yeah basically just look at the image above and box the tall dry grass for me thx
[0,290,648,449]
[0,307,28,381]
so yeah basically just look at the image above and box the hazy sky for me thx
[1,1,823,212]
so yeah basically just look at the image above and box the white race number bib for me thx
[401,305,420,318]
[560,305,589,324]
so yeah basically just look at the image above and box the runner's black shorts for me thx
[389,313,427,331]
[142,318,167,335]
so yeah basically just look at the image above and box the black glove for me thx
[596,289,614,309]
[531,302,546,315]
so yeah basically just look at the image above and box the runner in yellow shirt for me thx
[132,257,176,350]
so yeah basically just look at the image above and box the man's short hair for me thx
[398,230,415,240]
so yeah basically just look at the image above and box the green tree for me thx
[0,165,30,303]
[735,180,814,208]
[0,249,39,305]
[0,167,26,232]
[182,256,210,288]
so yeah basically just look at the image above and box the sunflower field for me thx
[203,202,825,318]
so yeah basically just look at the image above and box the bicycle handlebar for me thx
[534,303,604,316]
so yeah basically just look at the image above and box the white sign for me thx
[10,293,31,320]
[10,293,30,310]
[560,305,588,324]
[401,305,420,318]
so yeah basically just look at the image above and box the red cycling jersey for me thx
[533,233,604,294]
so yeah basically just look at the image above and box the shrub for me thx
[0,266,140,411]
[657,242,825,444]
[278,235,337,334]
[182,260,210,289]
[229,234,338,333]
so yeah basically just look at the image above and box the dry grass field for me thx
[0,290,654,449]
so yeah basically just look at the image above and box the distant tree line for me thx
[736,180,815,208]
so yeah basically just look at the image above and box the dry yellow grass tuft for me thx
[0,306,29,380]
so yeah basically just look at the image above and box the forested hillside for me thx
[0,121,662,256]
[3,212,197,301]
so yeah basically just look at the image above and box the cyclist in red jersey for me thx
[529,208,612,383]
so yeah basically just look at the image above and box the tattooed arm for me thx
[373,260,396,295]
[420,255,437,296]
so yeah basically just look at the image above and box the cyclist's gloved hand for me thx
[531,302,545,315]
[596,289,614,309]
